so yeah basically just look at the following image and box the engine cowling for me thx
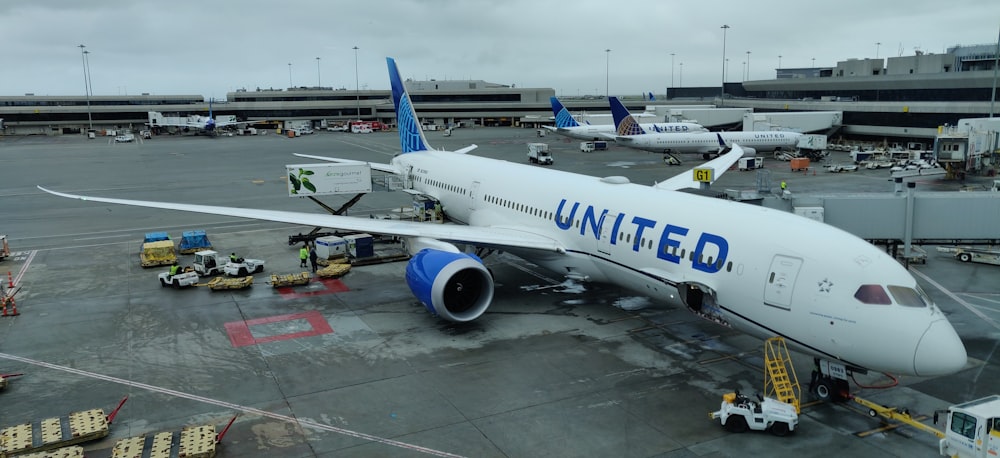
[404,249,494,322]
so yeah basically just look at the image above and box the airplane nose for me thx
[913,319,967,377]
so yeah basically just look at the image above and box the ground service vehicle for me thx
[939,395,1000,457]
[193,250,265,276]
[937,246,1000,266]
[527,143,553,165]
[0,235,10,261]
[158,268,199,288]
[710,391,798,436]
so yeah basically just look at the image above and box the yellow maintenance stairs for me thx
[763,337,801,414]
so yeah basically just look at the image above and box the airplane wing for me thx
[653,146,745,191]
[37,186,565,253]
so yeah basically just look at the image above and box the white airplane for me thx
[40,58,967,393]
[609,97,802,159]
[147,99,249,135]
[543,97,705,141]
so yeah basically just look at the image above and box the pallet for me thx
[316,263,351,278]
[269,272,311,288]
[200,276,253,291]
[111,425,217,458]
[0,409,109,457]
[16,445,84,458]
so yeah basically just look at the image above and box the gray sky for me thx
[3,0,1000,100]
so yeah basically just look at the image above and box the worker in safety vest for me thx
[169,264,180,277]
[780,180,787,192]
[230,252,238,263]
[299,245,309,268]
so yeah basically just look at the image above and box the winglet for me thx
[387,57,431,154]
[550,97,580,128]
[609,97,645,136]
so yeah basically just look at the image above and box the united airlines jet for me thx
[543,96,705,141]
[609,97,801,159]
[41,58,966,394]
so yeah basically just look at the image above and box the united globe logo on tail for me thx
[387,57,428,153]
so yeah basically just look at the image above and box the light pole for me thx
[288,63,292,87]
[812,57,816,67]
[875,42,881,59]
[604,48,611,97]
[316,57,321,87]
[778,55,782,69]
[353,46,360,119]
[77,44,92,131]
[746,51,751,80]
[670,52,675,97]
[742,61,746,81]
[725,58,730,82]
[679,62,683,87]
[720,24,729,102]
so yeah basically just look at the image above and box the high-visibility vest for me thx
[300,248,308,259]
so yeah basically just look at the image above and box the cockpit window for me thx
[854,284,891,305]
[888,285,929,308]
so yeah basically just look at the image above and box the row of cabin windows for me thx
[485,194,554,221]
[417,176,467,196]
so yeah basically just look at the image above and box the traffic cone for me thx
[1,296,16,317]
[6,271,12,288]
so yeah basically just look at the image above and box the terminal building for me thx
[2,43,1000,144]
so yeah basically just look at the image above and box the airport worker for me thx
[780,180,787,191]
[230,252,238,263]
[309,246,319,273]
[169,264,179,277]
[299,244,309,268]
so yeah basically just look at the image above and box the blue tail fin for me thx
[648,92,656,101]
[609,97,646,136]
[716,133,728,148]
[550,97,580,128]
[387,58,430,153]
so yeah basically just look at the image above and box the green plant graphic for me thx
[289,168,316,194]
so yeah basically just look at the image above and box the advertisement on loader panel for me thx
[286,163,372,196]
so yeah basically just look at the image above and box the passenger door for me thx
[764,255,802,310]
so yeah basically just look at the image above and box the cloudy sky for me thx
[3,0,999,100]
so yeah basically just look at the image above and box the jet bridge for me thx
[765,182,1000,259]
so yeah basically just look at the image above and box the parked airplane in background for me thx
[609,97,802,159]
[147,99,250,135]
[543,96,705,141]
[41,58,966,396]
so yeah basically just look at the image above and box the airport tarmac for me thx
[0,129,997,457]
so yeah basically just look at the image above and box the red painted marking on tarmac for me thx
[276,277,349,299]
[224,311,333,348]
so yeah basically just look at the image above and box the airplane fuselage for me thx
[553,122,706,141]
[621,131,802,154]
[394,150,963,377]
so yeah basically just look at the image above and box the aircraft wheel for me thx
[770,421,791,437]
[724,415,748,433]
[958,253,971,262]
[814,379,834,402]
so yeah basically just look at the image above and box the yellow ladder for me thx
[764,337,801,414]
